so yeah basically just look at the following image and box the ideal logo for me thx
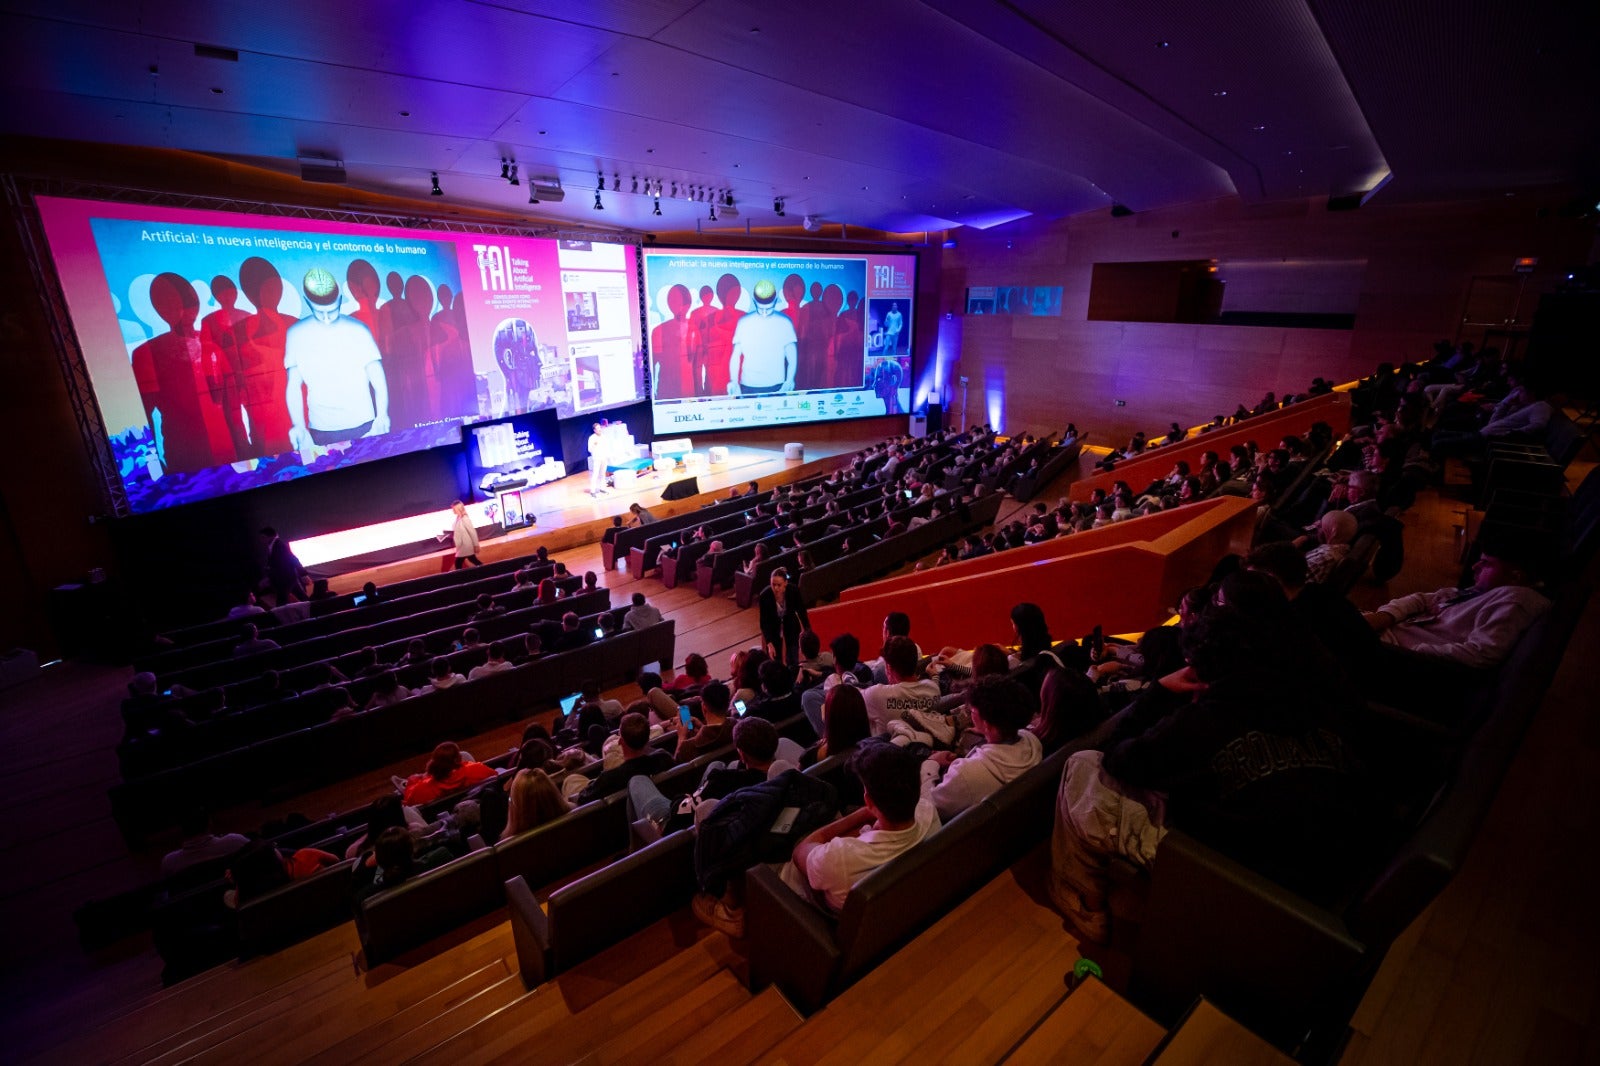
[674,414,705,423]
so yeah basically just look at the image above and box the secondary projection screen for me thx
[34,196,644,513]
[643,248,916,434]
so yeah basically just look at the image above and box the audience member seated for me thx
[667,653,712,695]
[919,677,1042,820]
[1029,667,1104,753]
[472,593,506,620]
[418,657,467,695]
[795,630,834,691]
[801,684,873,769]
[633,717,782,837]
[225,592,266,621]
[781,742,940,912]
[537,579,559,605]
[160,809,250,878]
[361,672,410,712]
[1362,535,1550,669]
[1048,606,1366,944]
[498,768,572,842]
[233,623,279,658]
[400,742,497,806]
[400,638,430,670]
[669,680,734,764]
[122,672,195,737]
[359,581,382,605]
[572,713,675,805]
[352,826,455,904]
[467,641,514,680]
[521,633,543,662]
[749,659,803,722]
[865,611,919,683]
[862,636,940,735]
[1087,626,1186,713]
[1303,510,1358,584]
[455,628,485,651]
[308,579,337,603]
[801,633,872,734]
[223,838,339,908]
[343,795,411,860]
[553,612,592,652]
[623,591,663,632]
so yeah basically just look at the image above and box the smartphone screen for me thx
[593,626,605,639]
[679,705,693,727]
[734,699,748,717]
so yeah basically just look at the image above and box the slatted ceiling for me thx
[1309,0,1600,201]
[993,0,1388,203]
[654,0,1231,210]
[0,2,1589,233]
[470,0,704,40]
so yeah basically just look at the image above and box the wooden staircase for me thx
[27,847,1293,1066]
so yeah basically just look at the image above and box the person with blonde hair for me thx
[500,768,572,841]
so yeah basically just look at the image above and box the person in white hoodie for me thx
[921,676,1042,820]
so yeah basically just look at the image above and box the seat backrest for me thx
[547,830,698,972]
[236,858,358,957]
[357,846,501,966]
[493,794,630,890]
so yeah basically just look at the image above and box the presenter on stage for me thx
[727,279,797,396]
[587,421,608,497]
[284,268,390,453]
[451,500,483,569]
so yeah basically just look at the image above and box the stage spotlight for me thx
[508,162,519,186]
[612,172,620,193]
[723,190,734,207]
[596,170,605,191]
[430,172,442,196]
[774,197,784,215]
[593,189,604,210]
[708,203,717,221]
[670,181,677,198]
[652,199,662,216]
[500,159,510,181]
[528,186,539,205]
[631,176,639,194]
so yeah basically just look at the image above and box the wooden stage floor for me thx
[324,437,874,594]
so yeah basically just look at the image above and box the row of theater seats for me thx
[134,706,815,982]
[109,619,677,844]
[142,551,542,669]
[117,590,612,778]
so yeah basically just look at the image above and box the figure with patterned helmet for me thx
[284,265,391,452]
[728,277,798,396]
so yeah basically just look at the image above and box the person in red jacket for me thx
[400,741,497,805]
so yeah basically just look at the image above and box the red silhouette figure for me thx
[686,284,717,396]
[432,282,475,416]
[378,271,420,430]
[130,273,215,474]
[703,273,744,397]
[232,257,293,457]
[779,274,813,391]
[651,284,696,400]
[346,260,383,345]
[798,281,830,392]
[201,274,251,456]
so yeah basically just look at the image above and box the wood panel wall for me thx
[939,195,1592,447]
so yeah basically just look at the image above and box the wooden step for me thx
[1002,977,1164,1066]
[759,847,1083,1065]
[315,965,525,1066]
[34,924,362,1065]
[552,968,748,1065]
[1147,999,1296,1066]
[166,924,514,1066]
[649,985,804,1066]
[409,915,731,1064]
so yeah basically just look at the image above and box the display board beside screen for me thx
[34,196,644,513]
[643,248,915,434]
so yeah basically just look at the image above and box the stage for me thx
[299,437,875,592]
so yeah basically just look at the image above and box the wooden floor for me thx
[4,438,1598,1063]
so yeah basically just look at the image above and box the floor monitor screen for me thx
[643,248,916,434]
[34,196,644,513]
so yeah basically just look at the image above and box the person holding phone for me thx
[670,680,734,764]
[758,568,810,669]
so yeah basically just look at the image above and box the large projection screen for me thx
[644,248,916,434]
[34,196,644,513]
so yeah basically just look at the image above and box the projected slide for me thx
[34,197,643,513]
[644,249,915,434]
